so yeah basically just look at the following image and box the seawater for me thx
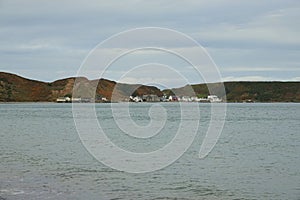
[0,103,299,199]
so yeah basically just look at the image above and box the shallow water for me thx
[0,103,299,199]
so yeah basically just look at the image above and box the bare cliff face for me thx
[0,72,162,102]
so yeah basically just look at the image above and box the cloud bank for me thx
[0,0,299,86]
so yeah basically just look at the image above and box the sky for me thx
[0,0,300,87]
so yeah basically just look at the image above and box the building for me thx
[130,96,143,102]
[142,94,160,102]
[207,95,222,103]
[56,97,93,103]
[180,96,192,102]
[168,95,178,101]
[56,97,71,103]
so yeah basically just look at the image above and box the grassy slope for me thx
[163,82,300,102]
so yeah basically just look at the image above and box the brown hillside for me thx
[0,72,162,102]
[1,72,300,102]
[0,72,51,101]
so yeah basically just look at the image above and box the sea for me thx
[0,103,299,200]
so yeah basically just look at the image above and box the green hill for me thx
[164,82,300,102]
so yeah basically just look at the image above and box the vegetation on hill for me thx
[0,72,161,102]
[0,72,51,101]
[164,82,300,102]
[1,72,299,102]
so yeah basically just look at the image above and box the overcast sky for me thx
[0,0,300,86]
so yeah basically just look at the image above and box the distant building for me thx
[160,95,169,102]
[71,97,81,103]
[142,94,160,102]
[168,95,178,101]
[81,98,93,103]
[207,95,222,103]
[56,97,71,103]
[130,96,143,102]
[56,97,93,103]
[180,96,192,102]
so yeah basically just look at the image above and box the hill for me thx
[0,72,162,102]
[163,82,300,102]
[1,72,300,102]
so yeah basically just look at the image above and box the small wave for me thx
[0,189,25,195]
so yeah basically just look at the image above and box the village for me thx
[56,94,222,103]
[129,94,222,103]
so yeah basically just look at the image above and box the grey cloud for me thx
[0,0,299,84]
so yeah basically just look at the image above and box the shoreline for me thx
[1,101,300,104]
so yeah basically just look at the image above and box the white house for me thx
[130,96,143,102]
[207,95,222,103]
